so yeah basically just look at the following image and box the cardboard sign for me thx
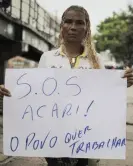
[3,68,126,159]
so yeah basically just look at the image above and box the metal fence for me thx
[1,0,60,45]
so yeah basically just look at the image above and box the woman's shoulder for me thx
[41,48,59,57]
[38,48,59,68]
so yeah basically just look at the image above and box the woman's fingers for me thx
[123,68,133,78]
[123,73,133,78]
[0,85,11,97]
[127,79,133,88]
[123,68,133,88]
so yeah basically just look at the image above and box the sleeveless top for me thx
[38,48,105,69]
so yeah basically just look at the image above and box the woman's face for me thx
[61,10,88,43]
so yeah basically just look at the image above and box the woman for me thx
[0,5,133,166]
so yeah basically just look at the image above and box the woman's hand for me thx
[123,68,133,88]
[0,85,11,97]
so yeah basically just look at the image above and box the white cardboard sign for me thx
[3,68,126,159]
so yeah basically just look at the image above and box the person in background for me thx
[0,5,133,166]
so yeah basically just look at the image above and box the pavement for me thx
[0,86,133,166]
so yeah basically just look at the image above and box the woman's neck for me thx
[63,43,83,58]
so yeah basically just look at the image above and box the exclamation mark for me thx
[84,100,94,117]
[76,105,79,114]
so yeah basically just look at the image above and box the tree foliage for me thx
[94,5,133,66]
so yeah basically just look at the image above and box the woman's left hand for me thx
[123,68,133,88]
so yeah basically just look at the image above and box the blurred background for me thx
[0,0,133,166]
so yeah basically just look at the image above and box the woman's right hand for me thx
[0,85,11,97]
